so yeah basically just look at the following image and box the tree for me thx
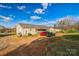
[55,16,77,29]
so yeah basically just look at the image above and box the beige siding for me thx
[16,24,38,36]
[30,28,37,35]
[16,24,23,36]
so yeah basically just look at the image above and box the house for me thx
[16,23,49,36]
[49,27,61,33]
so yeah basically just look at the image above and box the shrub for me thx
[67,28,77,33]
[62,28,77,33]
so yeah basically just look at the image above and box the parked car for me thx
[40,31,55,37]
[46,32,55,37]
[40,31,47,36]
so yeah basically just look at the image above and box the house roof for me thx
[18,23,50,29]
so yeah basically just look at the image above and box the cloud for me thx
[0,15,11,22]
[34,8,44,14]
[0,4,11,9]
[34,3,52,14]
[41,3,52,10]
[17,6,26,10]
[41,3,48,10]
[30,16,41,20]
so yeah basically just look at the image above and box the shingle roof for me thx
[19,23,49,29]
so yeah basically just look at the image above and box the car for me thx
[46,32,55,37]
[40,31,55,37]
[40,31,47,36]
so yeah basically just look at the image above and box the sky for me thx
[0,3,79,28]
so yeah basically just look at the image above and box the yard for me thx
[0,34,46,55]
[0,33,79,56]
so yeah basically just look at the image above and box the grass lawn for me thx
[63,33,79,35]
[0,33,79,56]
[62,33,79,41]
[5,36,79,56]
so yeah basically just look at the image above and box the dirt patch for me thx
[0,35,44,55]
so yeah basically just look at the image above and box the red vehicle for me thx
[40,31,47,36]
[40,31,55,37]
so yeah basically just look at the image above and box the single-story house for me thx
[16,23,50,36]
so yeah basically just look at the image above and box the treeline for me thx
[54,16,79,33]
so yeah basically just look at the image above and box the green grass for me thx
[63,33,79,35]
[62,34,79,41]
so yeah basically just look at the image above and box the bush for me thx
[67,29,77,33]
[62,28,77,33]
